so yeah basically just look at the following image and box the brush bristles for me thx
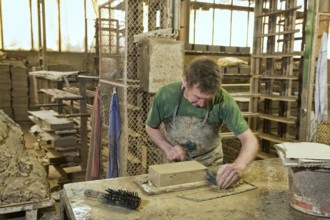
[100,188,141,210]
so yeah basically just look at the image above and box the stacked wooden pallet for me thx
[29,110,81,184]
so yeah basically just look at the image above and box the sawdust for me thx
[0,110,50,206]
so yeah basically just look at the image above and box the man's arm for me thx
[145,125,186,161]
[216,128,259,188]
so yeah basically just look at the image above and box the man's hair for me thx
[183,56,221,94]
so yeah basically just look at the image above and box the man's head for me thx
[182,57,221,107]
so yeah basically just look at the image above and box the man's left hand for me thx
[216,163,244,189]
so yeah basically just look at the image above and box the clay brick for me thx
[148,160,207,187]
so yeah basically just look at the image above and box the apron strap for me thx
[202,110,209,126]
[172,87,185,124]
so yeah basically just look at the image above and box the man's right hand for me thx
[166,145,186,161]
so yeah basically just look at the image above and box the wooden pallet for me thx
[0,198,54,220]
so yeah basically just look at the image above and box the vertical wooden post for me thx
[299,0,318,141]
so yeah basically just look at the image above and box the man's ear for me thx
[181,77,187,88]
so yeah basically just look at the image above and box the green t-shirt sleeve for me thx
[146,82,181,128]
[218,89,249,136]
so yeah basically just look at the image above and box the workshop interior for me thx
[0,0,330,219]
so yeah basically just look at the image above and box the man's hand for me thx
[166,145,187,161]
[216,163,245,189]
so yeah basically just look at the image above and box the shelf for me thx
[40,88,83,100]
[256,29,300,37]
[252,51,303,58]
[257,132,294,144]
[29,72,97,175]
[221,74,252,78]
[256,150,277,159]
[185,50,250,57]
[259,94,298,102]
[256,6,302,18]
[258,113,296,124]
[253,75,299,80]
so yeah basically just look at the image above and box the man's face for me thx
[184,84,213,107]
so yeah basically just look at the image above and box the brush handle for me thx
[84,189,106,198]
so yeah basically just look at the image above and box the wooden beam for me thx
[299,0,318,141]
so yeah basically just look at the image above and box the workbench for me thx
[60,159,326,220]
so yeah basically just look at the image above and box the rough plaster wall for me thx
[0,110,49,205]
[139,38,184,93]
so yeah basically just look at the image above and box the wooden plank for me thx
[221,73,252,78]
[259,94,297,102]
[29,70,79,81]
[221,131,258,139]
[40,88,83,100]
[256,150,277,159]
[255,29,300,37]
[46,150,80,165]
[256,6,302,18]
[257,132,294,143]
[254,75,299,80]
[230,92,259,98]
[28,110,75,131]
[0,198,54,220]
[258,113,296,124]
[252,51,303,58]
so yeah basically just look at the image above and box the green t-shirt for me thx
[146,82,249,136]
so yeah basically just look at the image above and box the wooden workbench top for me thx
[60,159,324,220]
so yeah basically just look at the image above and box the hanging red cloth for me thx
[86,84,101,180]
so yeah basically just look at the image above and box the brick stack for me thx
[0,63,13,118]
[11,65,29,121]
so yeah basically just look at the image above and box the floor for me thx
[0,121,60,220]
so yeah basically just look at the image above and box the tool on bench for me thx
[84,188,141,210]
[206,169,218,186]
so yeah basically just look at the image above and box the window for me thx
[60,0,85,52]
[0,0,97,52]
[189,0,254,48]
[2,0,31,50]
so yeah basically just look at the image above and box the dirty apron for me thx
[163,88,223,167]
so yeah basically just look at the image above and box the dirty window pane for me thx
[231,11,248,47]
[87,0,98,53]
[45,0,59,51]
[60,0,85,52]
[194,9,213,45]
[214,0,231,4]
[196,0,214,3]
[232,0,249,7]
[2,0,31,50]
[213,9,230,46]
[31,0,39,50]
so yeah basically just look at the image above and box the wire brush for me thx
[84,188,141,210]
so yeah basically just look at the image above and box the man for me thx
[145,56,259,189]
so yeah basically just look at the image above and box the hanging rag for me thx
[107,88,121,178]
[86,84,101,180]
[314,32,328,123]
